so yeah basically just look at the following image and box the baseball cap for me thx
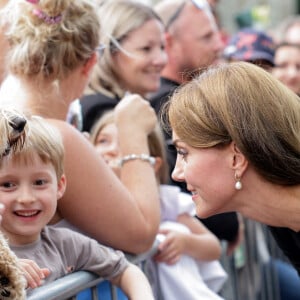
[223,27,275,66]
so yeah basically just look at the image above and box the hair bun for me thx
[39,0,71,17]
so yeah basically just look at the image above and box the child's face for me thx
[0,152,66,246]
[94,123,121,176]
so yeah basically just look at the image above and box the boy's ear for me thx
[82,52,98,77]
[57,174,67,200]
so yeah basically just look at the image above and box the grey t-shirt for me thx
[10,226,129,293]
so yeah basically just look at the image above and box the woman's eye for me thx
[140,46,151,52]
[177,149,188,158]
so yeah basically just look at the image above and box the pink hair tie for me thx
[26,0,39,3]
[33,8,62,24]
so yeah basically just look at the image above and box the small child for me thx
[90,111,227,300]
[0,115,154,299]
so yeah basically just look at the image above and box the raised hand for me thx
[115,94,157,137]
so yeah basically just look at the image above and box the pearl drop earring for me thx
[235,173,242,190]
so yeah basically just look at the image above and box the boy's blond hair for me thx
[1,116,64,179]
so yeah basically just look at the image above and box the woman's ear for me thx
[57,174,67,200]
[230,142,248,175]
[82,52,98,77]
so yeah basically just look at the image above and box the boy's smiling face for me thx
[0,152,66,246]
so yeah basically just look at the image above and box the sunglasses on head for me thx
[96,43,106,56]
[165,0,213,30]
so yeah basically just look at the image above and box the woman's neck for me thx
[240,182,300,231]
[0,75,76,120]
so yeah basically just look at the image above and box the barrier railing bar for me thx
[28,238,160,300]
[28,271,103,300]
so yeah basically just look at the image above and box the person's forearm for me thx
[118,117,161,252]
[119,131,160,247]
[112,265,154,300]
[182,233,222,261]
[115,95,161,252]
[177,213,222,261]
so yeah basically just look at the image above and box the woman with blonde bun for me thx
[0,0,160,254]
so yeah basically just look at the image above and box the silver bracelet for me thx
[118,153,156,167]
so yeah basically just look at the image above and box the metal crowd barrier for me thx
[28,238,160,300]
[28,271,104,300]
[219,218,283,300]
[27,219,288,300]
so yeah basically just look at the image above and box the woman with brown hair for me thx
[166,61,300,274]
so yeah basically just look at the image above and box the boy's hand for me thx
[19,259,50,289]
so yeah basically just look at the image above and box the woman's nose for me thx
[152,47,168,67]
[171,158,185,182]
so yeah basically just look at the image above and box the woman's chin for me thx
[195,205,219,219]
